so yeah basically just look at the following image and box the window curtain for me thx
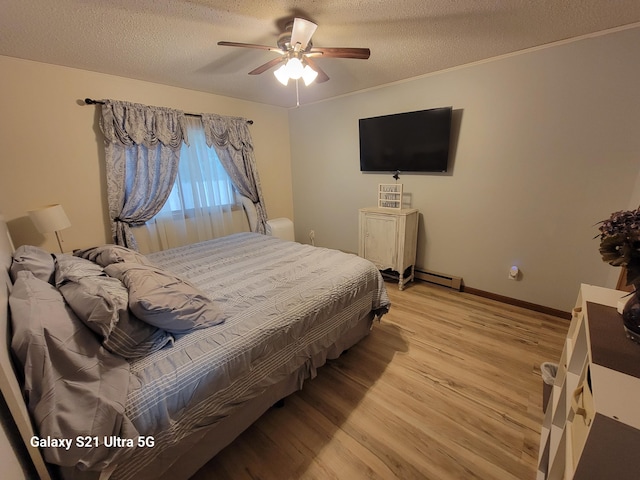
[140,116,244,251]
[200,114,268,234]
[100,100,186,250]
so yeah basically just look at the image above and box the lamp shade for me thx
[28,204,71,234]
[302,65,318,86]
[274,64,290,86]
[285,57,304,79]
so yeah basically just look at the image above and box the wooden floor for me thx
[191,281,568,480]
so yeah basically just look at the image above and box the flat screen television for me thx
[359,107,452,173]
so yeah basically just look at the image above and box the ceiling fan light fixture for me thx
[302,65,318,86]
[219,16,370,88]
[274,64,289,86]
[285,57,304,79]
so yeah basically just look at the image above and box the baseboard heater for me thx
[414,268,462,291]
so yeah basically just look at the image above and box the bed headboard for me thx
[0,216,52,479]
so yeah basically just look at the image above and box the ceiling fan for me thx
[217,17,370,86]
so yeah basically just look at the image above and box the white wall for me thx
[0,56,293,252]
[289,26,640,312]
[628,168,640,209]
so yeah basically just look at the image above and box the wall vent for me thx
[414,269,462,291]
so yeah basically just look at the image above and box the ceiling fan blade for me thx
[304,57,330,83]
[218,41,281,53]
[290,17,317,50]
[308,47,370,59]
[248,57,284,75]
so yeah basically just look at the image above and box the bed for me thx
[0,215,390,479]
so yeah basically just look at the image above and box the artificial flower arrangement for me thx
[597,206,640,288]
[597,205,640,342]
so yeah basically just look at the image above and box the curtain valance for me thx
[100,100,187,149]
[200,114,251,151]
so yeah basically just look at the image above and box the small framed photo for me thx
[378,184,402,209]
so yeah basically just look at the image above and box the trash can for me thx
[541,362,558,413]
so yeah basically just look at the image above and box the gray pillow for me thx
[10,245,55,284]
[105,263,225,334]
[74,244,154,268]
[54,254,104,287]
[54,253,173,359]
[59,276,119,339]
[8,271,137,469]
[57,265,173,360]
[9,270,103,370]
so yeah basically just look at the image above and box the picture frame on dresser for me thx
[377,184,403,209]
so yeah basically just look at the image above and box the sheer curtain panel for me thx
[141,116,243,251]
[100,100,186,250]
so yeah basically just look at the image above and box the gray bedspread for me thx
[112,233,389,478]
[29,233,390,479]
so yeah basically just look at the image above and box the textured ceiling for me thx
[1,1,640,108]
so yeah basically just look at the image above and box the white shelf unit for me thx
[537,284,640,480]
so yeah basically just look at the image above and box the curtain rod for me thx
[84,98,254,125]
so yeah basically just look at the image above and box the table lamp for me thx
[28,204,71,253]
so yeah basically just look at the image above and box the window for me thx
[142,116,242,251]
[159,117,237,217]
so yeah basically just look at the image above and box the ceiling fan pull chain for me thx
[296,79,300,107]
